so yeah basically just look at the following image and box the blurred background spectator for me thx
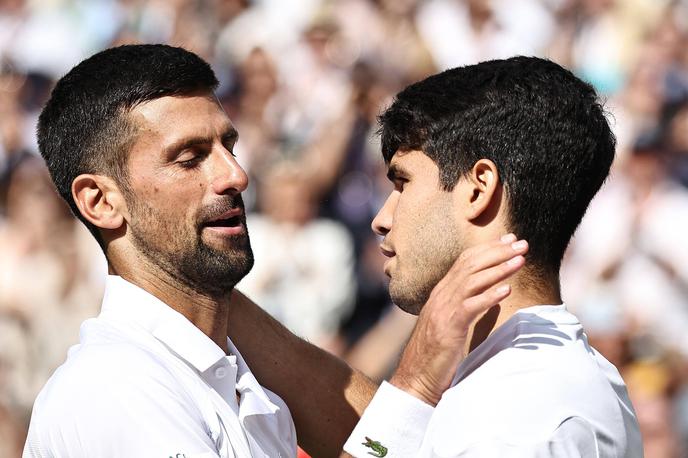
[2,0,688,456]
[240,163,356,353]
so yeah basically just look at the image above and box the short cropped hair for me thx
[38,44,219,246]
[379,56,615,272]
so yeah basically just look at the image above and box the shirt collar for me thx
[99,275,282,418]
[227,337,280,417]
[99,275,226,373]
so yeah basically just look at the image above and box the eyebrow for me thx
[386,163,409,182]
[164,127,239,158]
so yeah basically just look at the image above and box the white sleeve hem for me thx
[343,381,434,457]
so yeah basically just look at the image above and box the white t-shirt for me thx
[345,305,642,457]
[24,275,297,458]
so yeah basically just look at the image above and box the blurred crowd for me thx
[1,0,688,456]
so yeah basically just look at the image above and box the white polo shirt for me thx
[345,305,642,457]
[24,275,297,458]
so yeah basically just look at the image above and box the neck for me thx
[466,268,561,354]
[109,256,232,353]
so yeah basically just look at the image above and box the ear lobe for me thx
[72,174,126,231]
[465,159,500,221]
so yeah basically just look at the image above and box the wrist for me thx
[389,370,442,407]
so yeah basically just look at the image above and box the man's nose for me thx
[209,147,249,196]
[371,192,396,236]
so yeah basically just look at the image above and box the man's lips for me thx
[202,208,245,234]
[379,245,395,258]
[380,245,395,277]
[204,207,243,225]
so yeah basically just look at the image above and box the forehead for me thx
[388,150,438,175]
[128,92,234,147]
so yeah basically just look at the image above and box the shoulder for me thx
[27,339,203,446]
[441,343,587,415]
[425,415,640,458]
[61,329,174,375]
[25,338,217,457]
[35,343,175,415]
[449,337,623,412]
[430,341,638,453]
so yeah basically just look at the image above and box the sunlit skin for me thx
[372,151,463,314]
[372,150,561,350]
[73,91,253,353]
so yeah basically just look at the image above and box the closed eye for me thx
[394,178,408,191]
[177,149,207,169]
[222,132,238,157]
[387,163,410,191]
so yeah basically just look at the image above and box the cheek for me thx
[390,202,429,270]
[393,193,433,232]
[399,195,456,254]
[132,184,197,229]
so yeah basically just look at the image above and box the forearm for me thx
[228,291,377,457]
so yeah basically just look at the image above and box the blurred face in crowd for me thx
[372,150,465,314]
[259,168,315,227]
[121,91,253,296]
[241,48,277,102]
[7,158,71,236]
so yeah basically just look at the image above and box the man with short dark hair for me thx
[24,44,526,457]
[341,57,643,456]
[228,57,643,457]
[24,43,296,457]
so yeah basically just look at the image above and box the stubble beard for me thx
[389,254,456,315]
[176,229,254,297]
[389,224,463,316]
[128,196,254,299]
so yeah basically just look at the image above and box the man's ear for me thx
[464,159,501,222]
[72,174,127,231]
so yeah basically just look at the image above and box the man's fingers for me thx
[500,233,518,244]
[470,238,528,273]
[430,252,525,312]
[462,282,513,317]
[453,236,529,275]
[463,254,525,296]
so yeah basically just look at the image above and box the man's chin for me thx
[177,241,254,296]
[389,284,426,316]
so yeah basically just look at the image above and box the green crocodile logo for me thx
[362,436,388,457]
